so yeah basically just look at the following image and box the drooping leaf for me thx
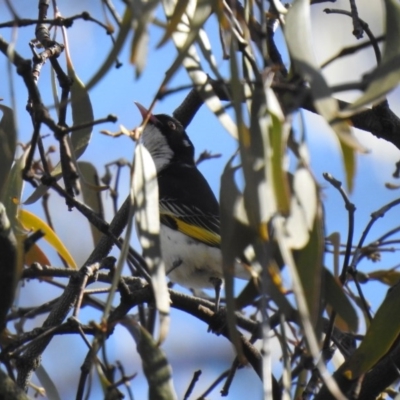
[78,161,104,247]
[196,28,224,81]
[132,323,178,400]
[219,155,253,361]
[324,268,358,333]
[292,174,324,329]
[342,282,400,379]
[220,157,253,272]
[18,209,77,269]
[23,184,49,205]
[267,91,290,215]
[0,105,17,202]
[67,71,94,161]
[35,365,61,400]
[157,0,190,48]
[133,143,170,342]
[232,48,277,237]
[130,0,159,77]
[274,216,345,398]
[285,0,367,192]
[326,232,341,276]
[339,130,357,192]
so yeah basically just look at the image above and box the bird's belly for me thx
[160,225,223,289]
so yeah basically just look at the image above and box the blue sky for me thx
[2,1,400,399]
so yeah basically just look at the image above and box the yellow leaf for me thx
[18,209,77,269]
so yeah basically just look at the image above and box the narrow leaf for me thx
[130,0,159,77]
[35,365,61,400]
[0,105,16,202]
[18,209,77,269]
[133,143,170,342]
[266,88,290,214]
[67,69,94,160]
[343,282,400,379]
[324,268,358,333]
[220,155,253,361]
[132,324,178,400]
[157,0,190,48]
[274,216,346,399]
[78,161,104,247]
[292,182,324,329]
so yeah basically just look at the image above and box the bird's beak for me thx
[134,102,157,124]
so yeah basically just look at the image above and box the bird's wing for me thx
[160,199,221,247]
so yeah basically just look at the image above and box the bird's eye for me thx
[167,121,176,130]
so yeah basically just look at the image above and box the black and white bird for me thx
[135,103,248,309]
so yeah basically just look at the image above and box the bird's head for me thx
[135,102,195,172]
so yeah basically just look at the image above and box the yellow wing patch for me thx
[173,217,220,247]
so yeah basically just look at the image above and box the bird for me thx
[135,103,248,311]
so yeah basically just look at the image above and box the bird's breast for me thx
[159,224,223,289]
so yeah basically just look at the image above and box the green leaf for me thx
[0,105,16,203]
[292,174,324,329]
[339,139,356,193]
[67,68,94,160]
[78,161,104,247]
[231,48,277,238]
[324,268,358,333]
[220,157,254,266]
[133,143,170,342]
[268,101,290,215]
[342,282,400,379]
[219,155,253,360]
[132,323,178,400]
